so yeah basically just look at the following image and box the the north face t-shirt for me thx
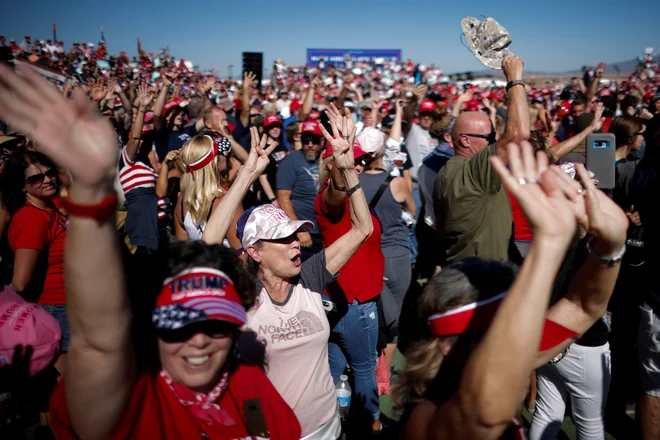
[276,150,320,234]
[238,251,336,436]
[434,143,512,262]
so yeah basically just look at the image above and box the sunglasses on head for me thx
[25,168,57,185]
[461,132,497,144]
[158,320,237,343]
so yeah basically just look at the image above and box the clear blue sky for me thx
[2,0,659,76]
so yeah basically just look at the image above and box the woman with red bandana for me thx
[393,141,628,439]
[0,64,300,440]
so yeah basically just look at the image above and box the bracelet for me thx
[269,197,277,203]
[346,182,362,197]
[586,237,626,266]
[62,194,118,223]
[505,80,525,92]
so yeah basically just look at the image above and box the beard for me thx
[304,149,319,162]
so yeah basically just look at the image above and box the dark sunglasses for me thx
[158,320,237,343]
[25,168,57,185]
[267,124,282,130]
[301,136,322,145]
[461,132,497,144]
[250,113,261,118]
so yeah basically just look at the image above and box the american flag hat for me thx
[152,267,247,332]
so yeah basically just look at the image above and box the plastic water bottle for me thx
[336,374,352,419]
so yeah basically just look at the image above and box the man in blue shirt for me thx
[276,120,323,261]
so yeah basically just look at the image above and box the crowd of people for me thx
[0,33,659,440]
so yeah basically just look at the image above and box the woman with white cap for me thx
[205,114,374,439]
[0,64,300,439]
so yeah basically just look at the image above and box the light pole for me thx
[228,64,234,80]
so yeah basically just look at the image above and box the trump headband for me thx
[184,136,231,174]
[427,291,580,351]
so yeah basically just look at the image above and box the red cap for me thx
[263,114,282,128]
[144,111,154,123]
[557,102,571,118]
[308,110,321,120]
[233,99,242,111]
[465,99,481,111]
[301,120,323,136]
[600,89,613,97]
[323,140,369,160]
[162,97,183,117]
[290,99,302,113]
[419,100,436,113]
[479,91,491,100]
[541,88,551,95]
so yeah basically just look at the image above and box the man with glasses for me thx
[276,120,324,261]
[434,55,530,263]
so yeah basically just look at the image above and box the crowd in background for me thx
[1,33,660,440]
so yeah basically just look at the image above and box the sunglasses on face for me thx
[250,113,261,118]
[158,320,237,343]
[25,168,57,185]
[461,132,497,144]
[301,136,321,145]
[268,124,282,130]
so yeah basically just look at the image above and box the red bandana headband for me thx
[184,135,217,175]
[427,291,580,352]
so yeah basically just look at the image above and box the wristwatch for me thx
[505,80,525,92]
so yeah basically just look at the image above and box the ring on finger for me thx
[518,177,527,185]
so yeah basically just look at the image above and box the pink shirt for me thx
[239,251,337,436]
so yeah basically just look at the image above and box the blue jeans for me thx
[41,304,69,353]
[408,181,422,264]
[328,300,380,421]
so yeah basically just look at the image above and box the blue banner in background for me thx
[306,49,402,67]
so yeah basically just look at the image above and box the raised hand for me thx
[590,102,605,131]
[244,126,278,179]
[490,141,576,245]
[164,149,180,168]
[457,88,475,103]
[137,83,153,108]
[502,56,524,82]
[243,71,257,89]
[595,62,606,78]
[395,99,404,114]
[90,78,106,102]
[413,84,428,102]
[312,76,323,90]
[0,64,119,187]
[104,78,118,100]
[318,112,357,172]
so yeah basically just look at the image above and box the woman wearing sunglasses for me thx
[0,151,69,374]
[0,64,300,439]
[174,132,244,251]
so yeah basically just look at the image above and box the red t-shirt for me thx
[8,202,67,305]
[507,191,533,241]
[314,190,384,303]
[50,363,301,440]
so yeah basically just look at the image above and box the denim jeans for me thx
[407,181,421,264]
[40,304,69,353]
[327,300,380,421]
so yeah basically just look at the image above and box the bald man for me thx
[434,56,530,263]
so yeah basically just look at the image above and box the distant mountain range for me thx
[461,59,644,78]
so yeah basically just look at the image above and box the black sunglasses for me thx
[158,320,237,343]
[461,132,497,144]
[25,168,57,185]
[250,113,261,118]
[301,136,322,145]
[355,156,370,167]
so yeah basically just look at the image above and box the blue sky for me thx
[2,0,659,76]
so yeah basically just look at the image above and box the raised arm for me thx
[537,163,628,365]
[406,142,577,440]
[548,103,604,162]
[404,84,428,126]
[125,84,153,162]
[0,64,134,439]
[318,114,373,275]
[156,150,179,197]
[452,89,474,118]
[152,71,174,131]
[496,57,530,164]
[240,72,257,128]
[586,63,605,105]
[299,77,321,122]
[202,127,277,245]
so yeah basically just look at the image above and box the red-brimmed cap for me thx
[152,267,247,331]
[419,99,436,113]
[290,99,302,113]
[162,97,183,117]
[427,292,580,351]
[264,114,282,128]
[301,120,322,136]
[323,139,370,160]
[308,110,321,120]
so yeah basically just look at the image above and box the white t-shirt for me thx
[239,251,338,437]
[405,123,437,179]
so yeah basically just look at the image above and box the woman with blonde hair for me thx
[393,141,628,440]
[174,133,243,250]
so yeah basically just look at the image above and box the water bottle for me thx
[336,374,351,419]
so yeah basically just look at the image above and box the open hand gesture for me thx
[595,63,606,78]
[90,78,106,102]
[590,102,605,131]
[490,141,576,245]
[137,83,153,108]
[0,64,119,187]
[243,71,257,89]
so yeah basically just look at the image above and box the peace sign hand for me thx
[0,64,119,188]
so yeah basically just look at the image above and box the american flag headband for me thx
[427,291,507,337]
[184,136,231,175]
